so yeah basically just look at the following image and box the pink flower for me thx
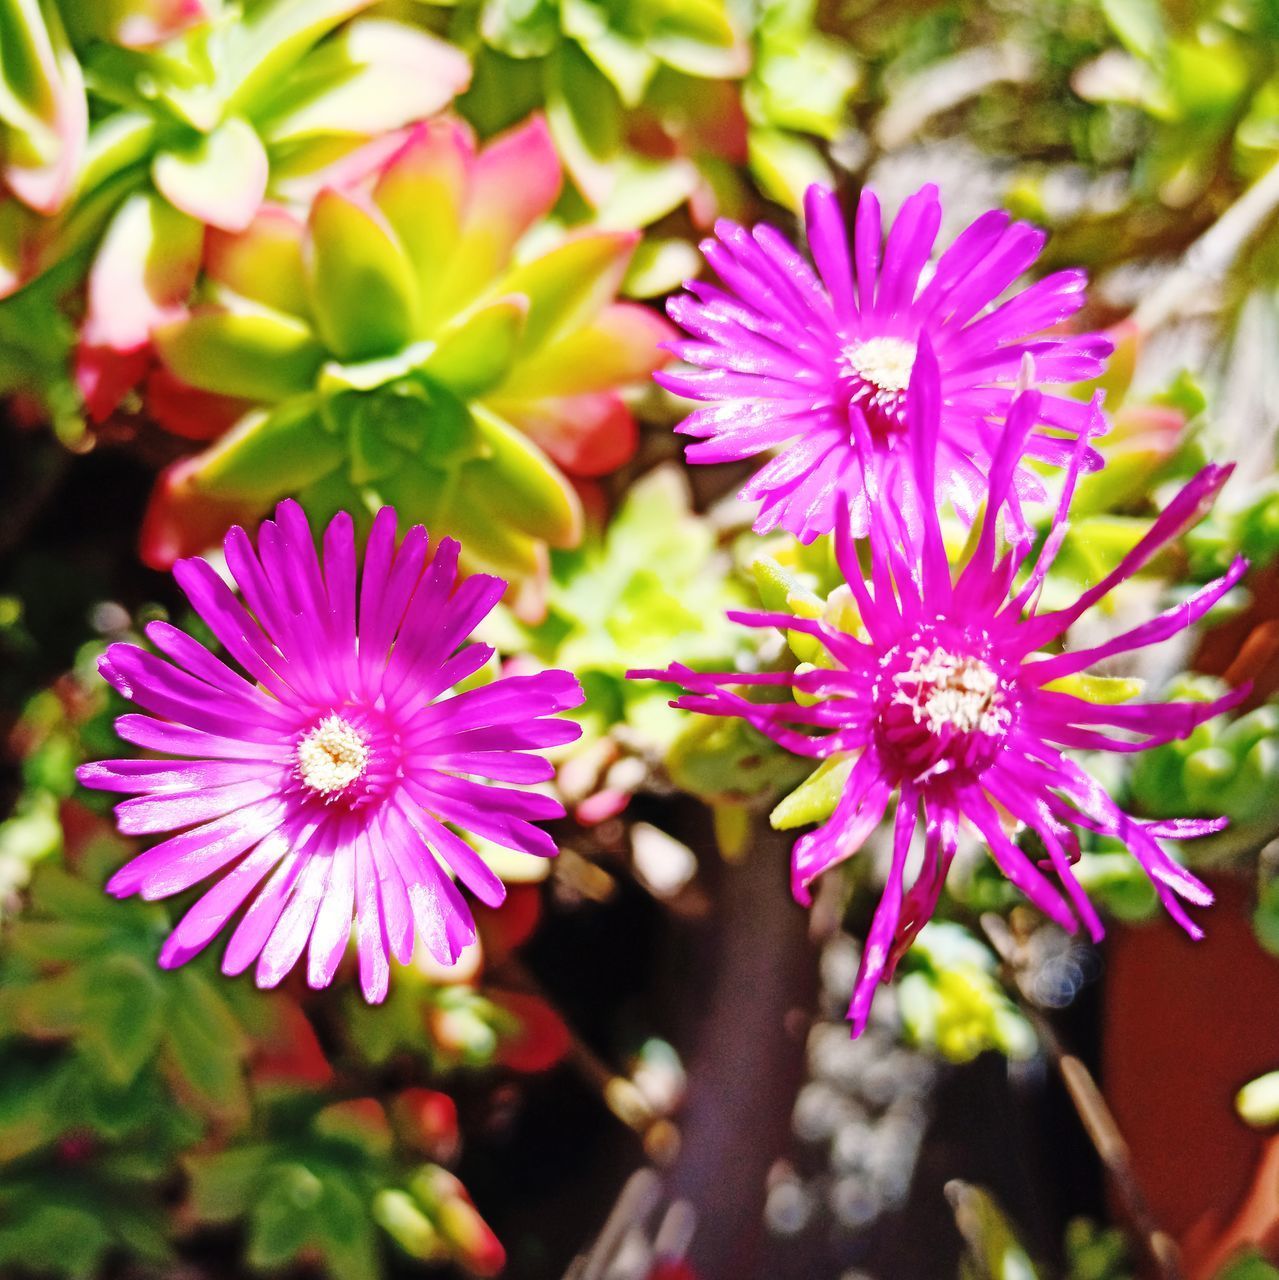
[634,343,1246,1034]
[78,502,584,1001]
[657,183,1112,542]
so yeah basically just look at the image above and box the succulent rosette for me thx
[411,0,855,231]
[140,114,673,589]
[0,0,470,421]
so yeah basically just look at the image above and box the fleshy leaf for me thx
[222,0,376,117]
[0,0,87,215]
[770,755,855,830]
[494,300,671,398]
[304,188,419,361]
[257,20,470,143]
[479,0,560,59]
[501,230,638,354]
[1041,673,1145,703]
[206,205,311,319]
[644,0,748,79]
[371,121,472,330]
[435,115,562,318]
[152,117,270,233]
[154,308,326,401]
[491,390,638,478]
[545,40,623,206]
[82,191,203,351]
[470,406,582,547]
[422,296,529,399]
[190,400,344,502]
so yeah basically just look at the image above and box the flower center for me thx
[834,336,918,439]
[840,337,918,395]
[893,647,1008,737]
[296,714,370,798]
[874,642,1011,781]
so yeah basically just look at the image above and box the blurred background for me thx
[3,1,1279,1277]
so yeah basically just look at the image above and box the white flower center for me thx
[841,336,918,394]
[297,714,369,797]
[892,647,1009,737]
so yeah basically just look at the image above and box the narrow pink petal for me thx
[157,832,290,969]
[257,845,333,989]
[847,791,917,1036]
[354,830,391,1002]
[106,798,288,899]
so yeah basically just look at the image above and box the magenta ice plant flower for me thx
[634,342,1247,1034]
[77,501,584,1001]
[657,182,1113,542]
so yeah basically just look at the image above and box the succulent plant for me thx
[0,0,471,431]
[139,114,672,592]
[407,0,855,231]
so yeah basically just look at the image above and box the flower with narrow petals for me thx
[77,501,584,1002]
[657,182,1112,542]
[634,343,1246,1034]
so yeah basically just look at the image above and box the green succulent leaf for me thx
[224,0,376,117]
[770,755,854,830]
[305,188,420,362]
[195,400,343,502]
[423,296,528,398]
[480,0,560,59]
[154,308,326,401]
[545,39,623,203]
[151,116,269,233]
[501,230,634,352]
[467,406,581,547]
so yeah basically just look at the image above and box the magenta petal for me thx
[847,792,917,1036]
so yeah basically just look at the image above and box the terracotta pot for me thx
[1103,874,1279,1275]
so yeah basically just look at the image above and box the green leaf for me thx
[78,112,157,196]
[161,970,249,1120]
[501,230,634,352]
[770,755,854,830]
[1216,1256,1279,1280]
[374,1188,441,1259]
[318,340,435,394]
[1099,0,1166,60]
[1041,673,1145,704]
[468,406,581,546]
[154,308,326,401]
[545,40,623,204]
[314,1174,380,1280]
[622,236,701,298]
[643,0,746,79]
[248,1163,322,1268]
[592,153,698,230]
[82,954,165,1085]
[258,20,471,143]
[224,0,375,116]
[562,0,657,105]
[423,296,528,398]
[751,556,823,616]
[152,117,269,233]
[194,399,343,502]
[949,1181,1044,1280]
[748,126,834,214]
[186,1146,272,1222]
[480,0,560,58]
[305,188,420,361]
[746,35,858,138]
